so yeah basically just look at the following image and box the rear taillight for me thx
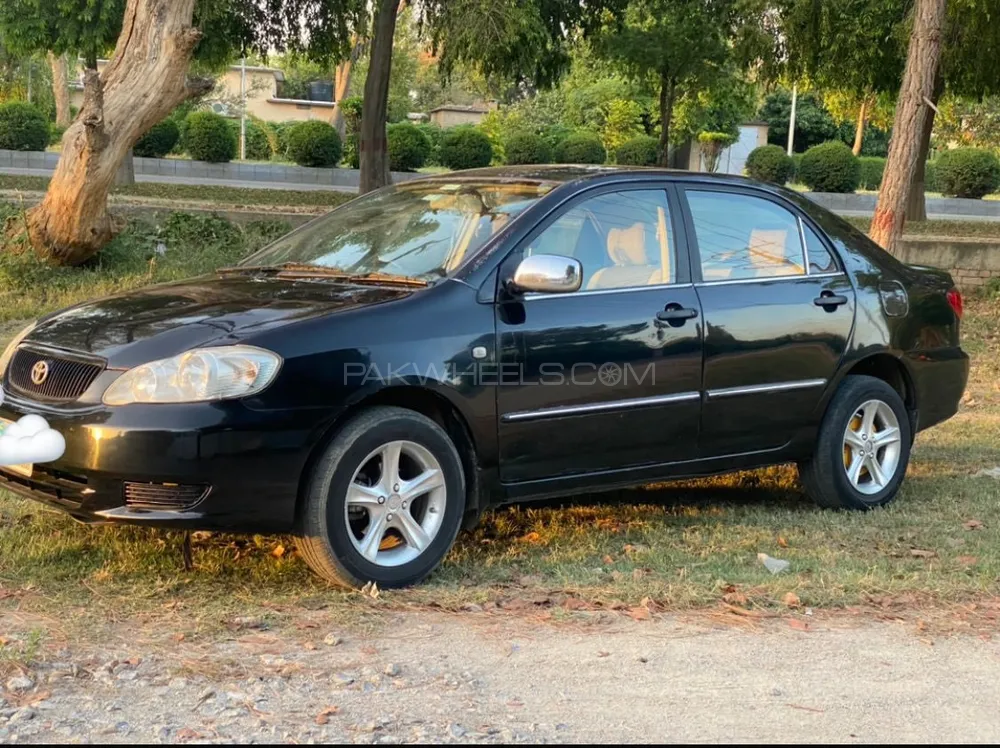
[947,288,964,319]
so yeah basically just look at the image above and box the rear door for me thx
[678,186,856,456]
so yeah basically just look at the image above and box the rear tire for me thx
[297,406,466,588]
[798,375,911,510]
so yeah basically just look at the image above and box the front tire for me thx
[798,375,911,510]
[297,406,466,588]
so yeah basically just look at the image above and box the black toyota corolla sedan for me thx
[0,166,968,587]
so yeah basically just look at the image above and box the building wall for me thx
[69,64,334,124]
[430,109,487,128]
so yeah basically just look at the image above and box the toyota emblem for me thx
[30,360,50,386]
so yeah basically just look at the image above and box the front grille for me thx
[0,465,90,507]
[7,347,104,403]
[124,482,210,511]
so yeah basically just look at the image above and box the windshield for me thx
[241,181,551,281]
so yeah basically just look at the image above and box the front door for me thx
[679,186,856,456]
[495,186,703,484]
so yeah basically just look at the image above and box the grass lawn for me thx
[0,174,355,209]
[0,202,998,636]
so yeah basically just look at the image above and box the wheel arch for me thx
[840,352,918,435]
[294,385,484,529]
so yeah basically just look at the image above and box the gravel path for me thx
[2,610,1000,744]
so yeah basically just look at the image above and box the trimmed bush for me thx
[858,156,886,190]
[798,141,861,193]
[225,119,271,161]
[416,123,443,165]
[504,131,552,165]
[745,144,794,184]
[286,120,343,168]
[614,135,659,166]
[935,147,1000,199]
[134,119,180,158]
[554,132,606,164]
[183,111,237,163]
[0,102,50,151]
[439,126,493,170]
[49,123,67,146]
[387,122,430,171]
[790,153,804,183]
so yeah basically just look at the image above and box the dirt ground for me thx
[2,608,999,744]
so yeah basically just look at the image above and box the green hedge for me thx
[935,148,1000,199]
[745,145,793,184]
[440,126,493,170]
[416,123,443,165]
[554,132,606,164]
[798,141,861,193]
[387,122,430,171]
[925,160,938,192]
[790,153,804,183]
[134,119,180,158]
[504,131,552,165]
[225,119,272,161]
[286,120,343,168]
[183,111,237,163]
[858,156,886,190]
[615,135,659,166]
[0,102,50,151]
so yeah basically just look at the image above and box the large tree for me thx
[780,0,910,156]
[12,0,362,265]
[590,0,769,166]
[869,0,946,252]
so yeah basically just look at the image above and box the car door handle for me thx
[656,305,699,322]
[814,293,848,308]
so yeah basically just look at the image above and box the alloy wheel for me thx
[842,399,903,495]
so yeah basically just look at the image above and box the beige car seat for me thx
[587,223,662,290]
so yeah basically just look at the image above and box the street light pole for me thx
[240,57,247,161]
[787,84,798,156]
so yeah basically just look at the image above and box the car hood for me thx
[23,275,416,369]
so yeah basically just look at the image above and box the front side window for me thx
[241,182,550,281]
[687,191,807,281]
[525,189,676,290]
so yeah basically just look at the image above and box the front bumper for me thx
[0,391,333,533]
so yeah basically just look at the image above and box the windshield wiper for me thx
[217,263,428,287]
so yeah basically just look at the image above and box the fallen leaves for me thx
[315,706,340,725]
[782,592,801,608]
[964,519,984,531]
[271,544,286,559]
[956,555,979,566]
[910,549,937,559]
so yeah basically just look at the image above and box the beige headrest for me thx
[607,223,647,266]
[748,229,788,268]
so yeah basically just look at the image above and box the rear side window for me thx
[686,191,806,281]
[804,224,839,273]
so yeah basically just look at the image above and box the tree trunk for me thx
[25,0,212,266]
[330,39,364,141]
[115,148,135,187]
[852,96,868,156]
[904,71,945,222]
[48,52,71,129]
[359,0,400,194]
[657,74,676,168]
[870,0,946,254]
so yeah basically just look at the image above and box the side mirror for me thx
[510,254,583,294]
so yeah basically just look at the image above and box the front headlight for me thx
[103,345,282,406]
[0,322,36,376]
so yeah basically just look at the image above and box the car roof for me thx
[410,164,783,194]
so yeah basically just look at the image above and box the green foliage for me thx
[48,122,67,146]
[935,148,1000,199]
[286,120,343,168]
[554,132,606,164]
[503,131,552,165]
[134,119,181,159]
[858,156,886,191]
[439,126,493,170]
[415,123,443,165]
[0,1,124,64]
[260,120,296,159]
[386,122,430,171]
[614,135,659,166]
[340,97,364,169]
[925,160,939,192]
[798,141,861,193]
[745,145,794,184]
[225,118,271,161]
[599,98,645,155]
[0,101,49,151]
[759,90,838,153]
[790,153,804,183]
[182,111,236,163]
[698,130,737,173]
[673,73,756,145]
[836,119,890,157]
